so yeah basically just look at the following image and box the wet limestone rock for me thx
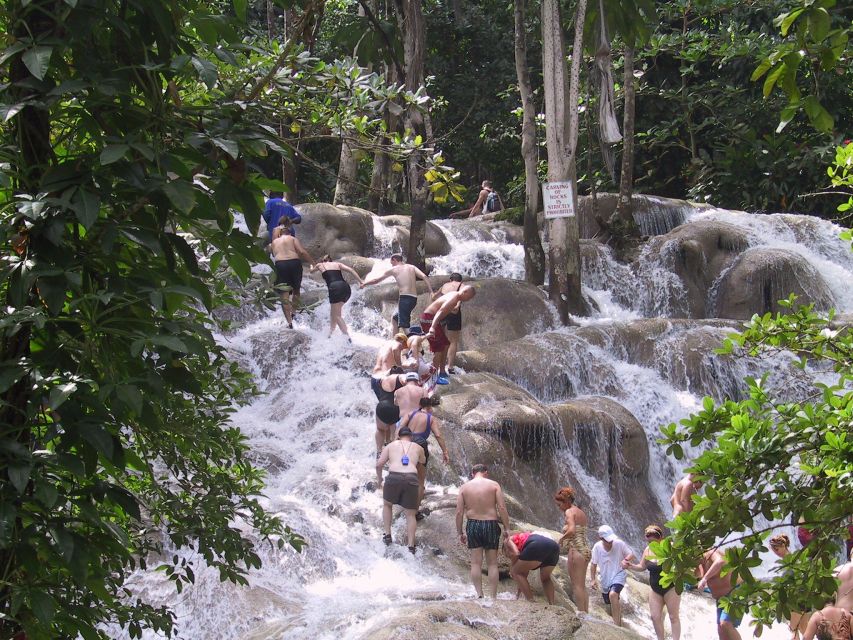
[639,220,749,317]
[288,203,375,259]
[354,278,555,351]
[711,247,835,319]
[374,215,452,257]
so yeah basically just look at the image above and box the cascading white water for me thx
[122,208,852,640]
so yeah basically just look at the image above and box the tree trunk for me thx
[615,45,637,226]
[542,0,586,322]
[514,0,546,285]
[333,138,360,205]
[449,0,465,24]
[395,0,429,270]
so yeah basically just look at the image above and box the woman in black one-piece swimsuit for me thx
[313,255,363,339]
[624,524,681,640]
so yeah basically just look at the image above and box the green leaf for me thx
[74,189,100,229]
[0,103,25,122]
[8,464,31,493]
[117,384,143,415]
[227,253,251,283]
[212,137,239,160]
[47,382,77,410]
[802,95,834,132]
[22,46,53,80]
[779,8,804,36]
[233,0,247,22]
[162,180,197,213]
[99,144,129,165]
[30,592,56,625]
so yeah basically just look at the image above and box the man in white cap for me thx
[394,371,427,418]
[590,524,635,627]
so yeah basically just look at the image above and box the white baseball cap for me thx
[598,525,616,542]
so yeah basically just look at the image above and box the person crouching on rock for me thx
[396,395,448,521]
[376,426,424,554]
[503,530,560,604]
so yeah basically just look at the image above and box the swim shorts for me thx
[602,582,625,605]
[392,294,418,329]
[716,603,742,628]
[274,259,302,294]
[327,281,351,304]
[466,519,501,550]
[383,471,419,509]
[443,309,462,332]
[420,312,450,353]
[518,534,559,568]
[375,401,400,425]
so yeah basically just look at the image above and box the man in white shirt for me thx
[590,524,635,627]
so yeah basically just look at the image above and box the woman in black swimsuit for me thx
[623,524,681,640]
[312,255,363,339]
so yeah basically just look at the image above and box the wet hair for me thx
[319,254,331,263]
[278,216,293,229]
[471,463,488,476]
[449,273,463,282]
[769,534,790,549]
[420,395,441,408]
[390,253,403,263]
[554,487,575,505]
[644,524,664,539]
[389,365,405,375]
[394,333,409,345]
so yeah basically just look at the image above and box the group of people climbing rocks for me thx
[264,200,852,640]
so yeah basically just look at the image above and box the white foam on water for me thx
[116,212,842,639]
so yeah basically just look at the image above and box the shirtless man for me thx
[376,426,425,553]
[361,254,433,333]
[269,219,316,328]
[455,464,511,598]
[421,285,476,383]
[432,273,465,374]
[836,547,853,611]
[402,328,433,383]
[671,473,703,517]
[394,372,428,418]
[698,548,743,640]
[397,395,449,517]
[370,334,409,398]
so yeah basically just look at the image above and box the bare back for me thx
[390,264,420,296]
[394,383,426,416]
[459,476,502,521]
[381,439,424,474]
[564,505,588,532]
[270,234,302,261]
[671,476,697,515]
[373,340,403,374]
[424,290,462,316]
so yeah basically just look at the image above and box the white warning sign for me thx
[542,181,575,219]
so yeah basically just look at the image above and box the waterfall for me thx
[119,205,852,640]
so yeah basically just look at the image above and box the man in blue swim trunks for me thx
[698,548,743,640]
[590,525,635,627]
[455,464,511,599]
[361,254,432,335]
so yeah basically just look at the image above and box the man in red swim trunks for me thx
[420,285,476,385]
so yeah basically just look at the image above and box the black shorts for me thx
[602,582,625,605]
[466,519,501,550]
[443,310,462,332]
[274,259,302,293]
[383,472,419,509]
[519,534,559,568]
[376,401,399,425]
[413,435,430,465]
[327,281,351,304]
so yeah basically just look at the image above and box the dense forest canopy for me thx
[1,0,850,638]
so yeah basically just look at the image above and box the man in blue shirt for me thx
[263,192,302,242]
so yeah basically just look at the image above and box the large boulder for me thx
[711,247,835,319]
[637,220,749,318]
[354,277,556,350]
[283,203,375,259]
[374,215,451,257]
